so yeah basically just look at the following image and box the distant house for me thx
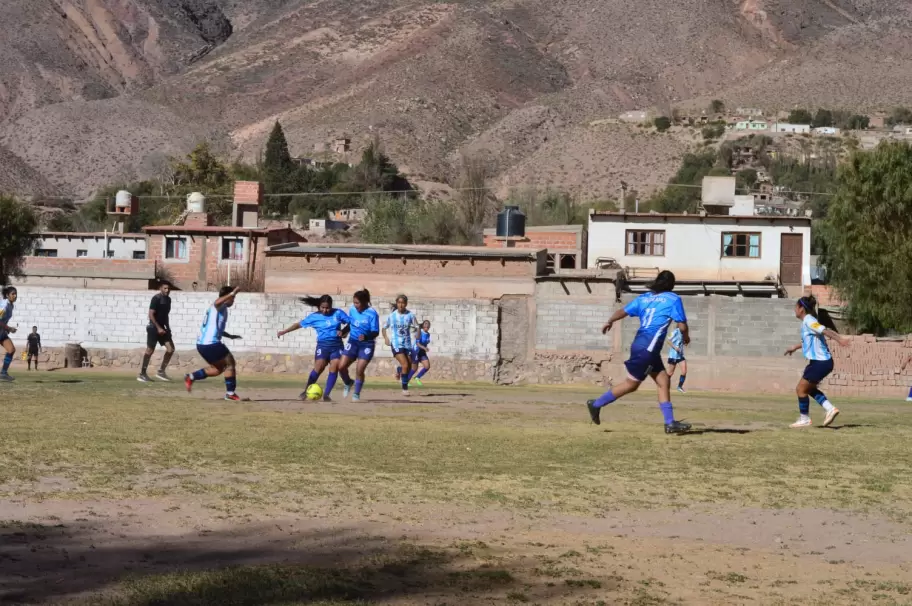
[773,123,811,134]
[813,127,840,136]
[736,107,764,118]
[330,208,367,223]
[867,114,886,130]
[619,110,649,124]
[332,138,351,153]
[735,120,768,131]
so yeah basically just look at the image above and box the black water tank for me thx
[496,206,526,238]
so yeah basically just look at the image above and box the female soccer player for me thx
[384,295,419,396]
[184,286,244,400]
[0,287,18,381]
[586,271,692,434]
[904,354,912,402]
[666,327,687,393]
[277,295,350,401]
[338,289,380,402]
[408,320,432,387]
[784,295,850,428]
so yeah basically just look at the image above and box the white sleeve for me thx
[803,316,826,335]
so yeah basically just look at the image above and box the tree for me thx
[264,121,292,174]
[788,109,813,124]
[702,123,725,140]
[0,196,38,284]
[821,141,912,332]
[649,150,722,213]
[845,115,870,130]
[454,154,496,245]
[736,168,758,191]
[812,109,834,128]
[172,142,230,189]
[653,116,671,132]
[345,137,410,196]
[887,107,912,127]
[710,99,726,114]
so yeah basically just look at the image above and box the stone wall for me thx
[8,286,499,380]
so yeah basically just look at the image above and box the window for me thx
[164,237,188,260]
[133,251,146,260]
[722,232,761,258]
[626,230,665,256]
[221,238,245,261]
[34,249,58,257]
[76,249,88,257]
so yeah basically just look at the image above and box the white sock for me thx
[821,401,835,413]
[800,414,811,421]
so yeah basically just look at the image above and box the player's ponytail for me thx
[2,286,16,299]
[353,288,372,308]
[649,270,676,294]
[798,295,838,331]
[300,294,333,308]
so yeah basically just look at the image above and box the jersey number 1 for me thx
[642,308,656,328]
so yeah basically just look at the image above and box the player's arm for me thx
[823,328,850,346]
[223,331,241,340]
[666,336,682,354]
[0,308,11,332]
[148,302,165,334]
[676,322,690,346]
[277,320,304,338]
[214,287,241,308]
[784,343,802,356]
[38,334,42,352]
[381,315,392,345]
[601,308,629,334]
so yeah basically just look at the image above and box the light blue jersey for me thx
[668,328,685,361]
[300,309,350,348]
[385,310,418,350]
[348,306,380,341]
[801,315,832,361]
[0,299,13,329]
[197,304,228,345]
[623,292,687,353]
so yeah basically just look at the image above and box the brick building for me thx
[483,225,586,272]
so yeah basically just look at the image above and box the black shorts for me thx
[27,350,39,358]
[803,359,834,383]
[391,347,411,358]
[197,343,231,365]
[146,326,173,349]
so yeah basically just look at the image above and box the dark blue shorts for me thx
[803,359,834,383]
[411,349,429,363]
[197,342,231,365]
[342,339,375,362]
[314,343,343,362]
[625,347,665,382]
[391,346,411,358]
[667,356,685,365]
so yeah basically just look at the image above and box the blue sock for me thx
[798,396,810,415]
[678,375,686,388]
[415,367,428,380]
[659,401,675,424]
[325,372,338,397]
[340,369,353,386]
[354,379,363,396]
[593,390,617,408]
[396,365,402,377]
[191,369,207,381]
[908,386,912,398]
[306,370,320,387]
[810,388,828,406]
[2,353,11,373]
[225,376,237,394]
[401,375,409,391]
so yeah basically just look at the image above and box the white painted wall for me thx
[587,215,812,284]
[33,235,147,260]
[9,287,499,361]
[772,123,811,134]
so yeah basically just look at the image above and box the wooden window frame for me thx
[164,236,189,261]
[625,230,666,257]
[721,232,762,259]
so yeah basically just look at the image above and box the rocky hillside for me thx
[1,0,910,199]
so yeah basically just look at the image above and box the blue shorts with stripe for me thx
[625,347,665,382]
[342,339,376,362]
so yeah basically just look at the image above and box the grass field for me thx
[1,371,911,605]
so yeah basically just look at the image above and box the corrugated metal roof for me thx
[267,243,543,258]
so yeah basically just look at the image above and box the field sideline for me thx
[1,371,911,605]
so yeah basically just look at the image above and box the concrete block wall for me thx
[9,287,499,372]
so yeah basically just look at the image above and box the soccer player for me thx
[277,295,350,401]
[383,294,419,396]
[138,282,175,382]
[408,320,432,386]
[904,354,912,402]
[0,287,18,381]
[784,295,850,428]
[338,289,380,402]
[586,271,692,434]
[184,286,244,400]
[26,326,41,371]
[666,326,687,393]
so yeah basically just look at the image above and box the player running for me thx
[0,287,18,381]
[184,286,244,400]
[138,282,175,382]
[784,295,850,428]
[277,295,350,401]
[408,320,432,386]
[384,294,419,396]
[26,326,41,371]
[666,326,687,393]
[338,289,380,402]
[586,271,692,434]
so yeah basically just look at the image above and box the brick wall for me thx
[804,285,843,307]
[150,234,269,291]
[483,231,579,250]
[22,257,155,276]
[266,254,539,278]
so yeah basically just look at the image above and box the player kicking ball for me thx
[185,286,245,401]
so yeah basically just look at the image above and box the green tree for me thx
[710,99,726,114]
[264,121,292,174]
[0,196,38,284]
[845,115,870,130]
[172,142,230,189]
[736,168,758,191]
[654,116,671,132]
[649,150,725,213]
[812,109,834,128]
[702,123,725,140]
[821,141,912,332]
[788,109,813,124]
[345,137,410,196]
[887,107,912,126]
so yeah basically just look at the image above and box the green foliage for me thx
[0,196,38,283]
[509,189,615,225]
[701,123,725,140]
[345,138,409,195]
[844,114,870,130]
[812,109,834,128]
[172,142,230,189]
[710,99,725,114]
[821,141,912,332]
[788,109,813,124]
[649,150,727,213]
[360,197,461,245]
[887,107,912,127]
[653,116,671,132]
[736,168,758,191]
[263,122,292,175]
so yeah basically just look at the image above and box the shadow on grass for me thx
[32,379,85,384]
[678,428,755,436]
[822,424,874,431]
[0,520,610,605]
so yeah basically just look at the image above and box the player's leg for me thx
[586,351,647,425]
[395,351,411,395]
[186,344,227,392]
[651,369,689,433]
[138,328,157,382]
[412,356,430,386]
[907,384,912,402]
[352,353,372,402]
[338,353,355,398]
[156,335,175,381]
[222,352,241,400]
[0,337,16,380]
[26,352,32,371]
[301,354,328,399]
[791,377,814,428]
[677,359,688,393]
[807,359,838,426]
[323,354,342,401]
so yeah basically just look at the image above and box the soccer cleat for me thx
[586,400,601,425]
[343,384,352,398]
[0,372,13,382]
[352,393,361,402]
[677,386,686,394]
[224,393,241,401]
[823,407,840,427]
[907,397,912,402]
[298,391,308,400]
[155,371,171,382]
[664,420,692,434]
[137,373,151,383]
[413,378,423,387]
[184,374,193,393]
[790,417,813,429]
[322,395,332,402]
[402,389,410,396]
